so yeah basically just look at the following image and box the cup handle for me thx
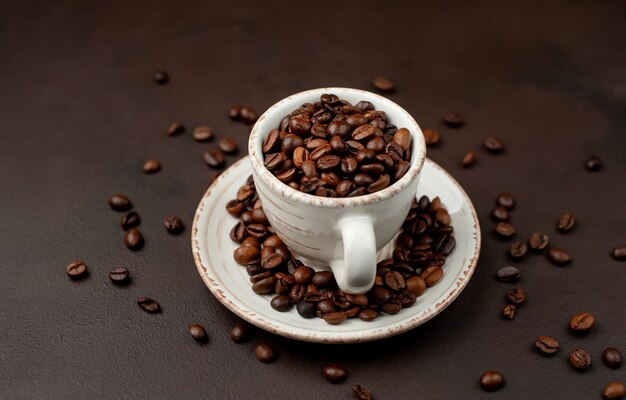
[330,215,377,294]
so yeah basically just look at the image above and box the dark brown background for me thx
[1,1,625,399]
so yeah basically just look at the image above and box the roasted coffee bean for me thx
[153,70,169,84]
[392,128,411,151]
[461,150,476,168]
[317,155,340,171]
[506,288,525,305]
[230,221,247,243]
[234,246,260,265]
[124,228,144,250]
[393,160,410,181]
[368,286,392,305]
[421,266,443,286]
[228,104,242,120]
[229,321,252,343]
[297,301,316,318]
[317,300,335,314]
[386,141,404,161]
[569,312,595,333]
[547,247,571,266]
[368,174,390,193]
[358,308,379,322]
[262,129,280,153]
[262,235,283,249]
[345,293,368,306]
[406,276,426,296]
[109,267,130,284]
[480,371,505,392]
[356,101,375,112]
[569,348,592,370]
[322,363,347,384]
[246,223,268,240]
[323,311,347,325]
[557,213,575,233]
[250,271,272,284]
[166,122,185,136]
[510,241,527,259]
[193,126,213,142]
[484,136,504,153]
[120,211,140,230]
[502,304,517,319]
[585,155,603,172]
[312,271,334,288]
[372,75,395,92]
[603,382,626,399]
[602,347,622,369]
[612,245,626,261]
[164,216,184,234]
[262,253,284,270]
[435,209,451,226]
[66,260,88,279]
[293,266,315,285]
[494,222,516,238]
[423,129,440,146]
[443,111,464,127]
[384,271,406,291]
[270,295,293,312]
[143,158,161,174]
[281,134,303,153]
[255,343,276,363]
[237,185,255,201]
[226,200,245,218]
[352,384,373,400]
[345,113,367,128]
[188,323,208,342]
[252,277,276,295]
[109,194,132,212]
[327,120,351,137]
[496,266,520,282]
[366,136,386,153]
[239,106,258,124]
[491,206,509,222]
[137,297,161,313]
[246,264,263,276]
[204,149,225,168]
[382,300,402,315]
[496,193,515,209]
[535,336,559,354]
[218,137,238,154]
[529,233,549,252]
[289,115,311,135]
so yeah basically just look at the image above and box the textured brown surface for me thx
[1,1,625,399]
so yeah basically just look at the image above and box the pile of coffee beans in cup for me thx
[261,94,413,197]
[228,175,455,324]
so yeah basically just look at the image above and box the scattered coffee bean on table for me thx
[352,384,373,400]
[193,126,214,142]
[109,267,130,285]
[535,336,559,354]
[603,382,626,399]
[510,241,527,259]
[494,222,516,239]
[255,343,276,363]
[557,213,575,233]
[442,111,464,127]
[502,304,517,320]
[496,266,520,282]
[569,312,595,333]
[66,260,88,279]
[164,216,184,234]
[484,136,504,154]
[204,148,225,168]
[232,105,258,125]
[491,206,509,222]
[496,193,515,209]
[109,194,132,212]
[143,158,161,174]
[480,371,505,392]
[153,70,169,84]
[529,232,549,252]
[569,348,592,370]
[218,137,238,154]
[124,228,144,250]
[120,211,140,230]
[166,122,185,136]
[611,245,626,261]
[322,363,347,384]
[371,75,395,92]
[547,247,571,266]
[137,297,161,313]
[506,288,525,305]
[585,155,603,172]
[423,128,440,147]
[461,150,476,168]
[603,347,623,369]
[188,323,208,342]
[229,321,252,343]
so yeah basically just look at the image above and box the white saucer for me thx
[192,157,480,344]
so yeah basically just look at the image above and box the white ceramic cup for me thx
[248,88,426,294]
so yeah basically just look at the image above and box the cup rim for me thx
[248,87,426,208]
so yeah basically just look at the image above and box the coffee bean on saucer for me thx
[188,323,208,342]
[443,111,464,127]
[297,301,316,318]
[547,247,571,266]
[529,233,549,252]
[506,288,525,305]
[491,206,509,222]
[358,308,379,322]
[322,363,347,384]
[352,384,373,400]
[229,321,252,343]
[510,241,527,259]
[603,382,625,399]
[502,304,517,320]
[569,348,592,370]
[612,245,626,261]
[109,267,130,284]
[557,213,575,233]
[480,371,505,392]
[124,228,144,250]
[153,70,169,84]
[193,126,214,142]
[204,149,225,168]
[406,276,426,296]
[585,155,603,172]
[603,347,623,369]
[293,266,315,285]
[535,336,559,354]
[496,266,520,282]
[120,211,140,230]
[255,343,276,363]
[494,222,516,238]
[484,136,504,154]
[270,295,292,312]
[423,129,440,147]
[569,312,595,333]
[66,260,88,279]
[323,311,347,325]
[461,150,476,168]
[164,216,184,234]
[167,122,185,136]
[143,158,161,174]
[372,76,395,92]
[109,194,132,212]
[137,297,161,313]
[496,193,515,209]
[219,137,238,154]
[421,266,443,286]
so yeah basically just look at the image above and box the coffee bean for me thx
[510,241,527,259]
[252,277,276,295]
[66,260,88,279]
[312,271,334,288]
[358,308,379,322]
[164,216,184,234]
[317,155,340,171]
[603,382,626,399]
[484,136,504,153]
[382,300,402,315]
[368,174,390,193]
[393,128,411,151]
[502,304,517,319]
[234,246,260,265]
[240,106,258,125]
[423,129,440,147]
[109,267,130,285]
[496,193,515,209]
[137,297,161,313]
[442,111,464,127]
[461,150,476,168]
[569,312,595,333]
[384,271,406,291]
[229,321,252,343]
[352,384,373,400]
[507,288,525,305]
[322,363,347,384]
[435,209,451,226]
[228,105,242,120]
[529,233,549,252]
[569,348,592,370]
[494,222,516,238]
[143,159,161,174]
[328,120,351,137]
[255,343,276,363]
[124,228,144,250]
[585,155,603,172]
[496,266,520,282]
[204,148,225,168]
[193,126,213,142]
[372,76,395,92]
[547,247,571,266]
[602,347,622,369]
[109,194,132,212]
[535,336,559,354]
[296,301,316,318]
[406,276,426,296]
[421,266,443,286]
[293,266,315,285]
[480,371,505,392]
[557,213,575,233]
[352,124,378,141]
[323,311,347,325]
[153,70,169,84]
[167,122,185,136]
[218,137,238,154]
[612,245,626,261]
[188,323,208,342]
[120,211,140,230]
[491,206,509,222]
[230,221,247,243]
[270,295,293,312]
